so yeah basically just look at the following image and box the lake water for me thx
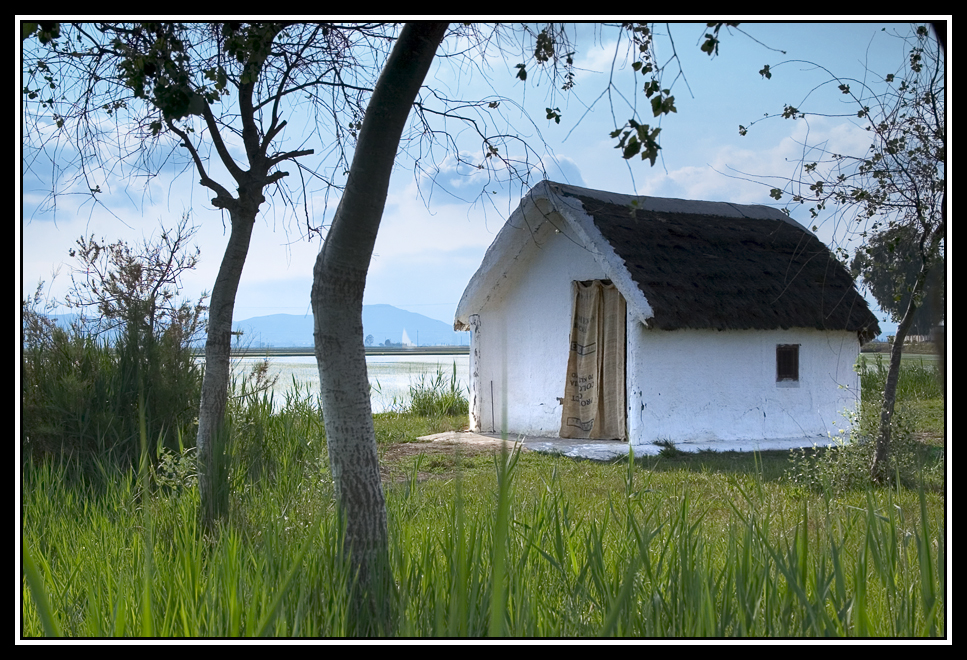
[232,354,470,413]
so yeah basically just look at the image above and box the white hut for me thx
[453,181,879,448]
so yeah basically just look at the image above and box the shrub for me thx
[20,300,203,465]
[786,353,945,496]
[21,318,118,457]
[406,362,469,417]
[21,218,206,467]
[786,406,941,496]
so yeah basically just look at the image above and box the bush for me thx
[786,406,942,496]
[406,363,469,417]
[21,320,118,457]
[20,299,203,465]
[21,219,207,467]
[786,352,946,495]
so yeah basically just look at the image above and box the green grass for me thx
[21,446,945,637]
[857,353,944,404]
[21,361,946,637]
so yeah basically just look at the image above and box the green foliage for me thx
[786,357,944,496]
[20,298,203,466]
[611,120,663,165]
[404,362,470,417]
[700,22,740,57]
[20,220,206,468]
[21,21,60,44]
[108,23,234,123]
[786,419,921,496]
[851,224,945,335]
[607,22,744,165]
[153,445,198,497]
[21,412,945,636]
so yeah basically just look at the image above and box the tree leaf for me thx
[21,22,38,41]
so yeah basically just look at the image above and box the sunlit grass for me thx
[22,442,944,637]
[21,360,945,637]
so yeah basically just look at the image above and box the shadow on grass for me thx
[611,449,795,483]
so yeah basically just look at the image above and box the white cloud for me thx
[22,23,915,324]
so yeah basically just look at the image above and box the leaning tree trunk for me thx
[310,21,449,634]
[196,201,261,528]
[869,256,931,484]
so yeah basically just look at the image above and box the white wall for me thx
[468,213,862,445]
[470,216,607,436]
[626,325,861,445]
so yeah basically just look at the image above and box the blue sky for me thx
[20,21,945,334]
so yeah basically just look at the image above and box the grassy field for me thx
[20,360,946,638]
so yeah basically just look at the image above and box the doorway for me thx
[559,280,627,440]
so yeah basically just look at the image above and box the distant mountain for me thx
[230,313,313,347]
[361,304,467,347]
[35,307,900,345]
[25,306,468,348]
[232,305,468,348]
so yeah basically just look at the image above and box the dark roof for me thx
[565,191,881,343]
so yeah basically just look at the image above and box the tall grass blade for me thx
[22,546,63,638]
[255,510,324,637]
[138,393,154,638]
[915,484,938,637]
[599,551,640,637]
[488,442,517,637]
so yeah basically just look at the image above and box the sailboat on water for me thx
[401,328,416,348]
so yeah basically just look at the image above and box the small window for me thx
[776,344,799,382]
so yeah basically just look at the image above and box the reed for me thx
[21,361,945,637]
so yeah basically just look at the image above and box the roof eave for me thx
[455,181,658,330]
[454,185,555,330]
[541,182,655,326]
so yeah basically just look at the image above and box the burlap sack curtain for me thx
[560,280,627,440]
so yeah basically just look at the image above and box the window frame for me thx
[776,344,800,383]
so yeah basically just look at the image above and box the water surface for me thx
[232,354,470,413]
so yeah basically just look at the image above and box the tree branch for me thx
[166,119,234,206]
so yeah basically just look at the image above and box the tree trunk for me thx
[196,201,260,528]
[310,21,448,634]
[869,257,931,483]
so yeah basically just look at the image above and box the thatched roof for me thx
[455,181,880,343]
[561,188,880,343]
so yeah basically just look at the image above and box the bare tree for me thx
[25,23,745,626]
[23,21,391,526]
[740,24,945,482]
[65,212,206,342]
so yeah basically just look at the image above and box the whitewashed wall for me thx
[470,216,607,435]
[467,214,862,445]
[626,326,861,445]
